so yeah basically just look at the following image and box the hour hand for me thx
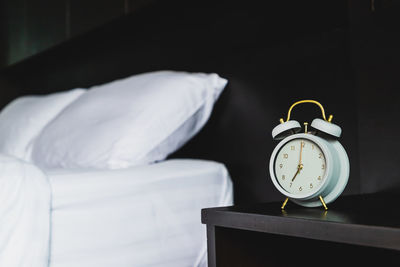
[291,168,300,182]
[291,164,303,182]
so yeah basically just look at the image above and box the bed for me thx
[0,156,232,267]
[0,70,233,267]
[49,159,232,267]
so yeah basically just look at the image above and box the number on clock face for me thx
[274,138,326,195]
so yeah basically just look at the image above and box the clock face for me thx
[274,138,326,195]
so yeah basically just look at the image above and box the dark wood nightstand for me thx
[202,193,400,267]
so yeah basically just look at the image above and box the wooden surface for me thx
[203,193,400,266]
[202,193,400,250]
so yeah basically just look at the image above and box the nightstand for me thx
[202,193,400,267]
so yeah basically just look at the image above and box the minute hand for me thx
[292,142,304,182]
[299,141,303,165]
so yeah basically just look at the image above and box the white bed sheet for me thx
[46,159,233,267]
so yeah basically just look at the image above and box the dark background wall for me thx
[0,0,155,69]
[351,3,400,194]
[0,0,399,204]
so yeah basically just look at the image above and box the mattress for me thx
[46,159,233,267]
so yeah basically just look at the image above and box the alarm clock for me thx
[269,100,349,210]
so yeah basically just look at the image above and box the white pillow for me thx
[0,89,85,161]
[32,71,227,169]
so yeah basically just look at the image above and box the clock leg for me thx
[281,197,289,210]
[319,196,328,210]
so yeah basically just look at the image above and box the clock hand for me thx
[291,164,303,182]
[299,141,303,165]
[291,168,300,182]
[292,141,305,182]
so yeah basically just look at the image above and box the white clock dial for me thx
[274,138,326,195]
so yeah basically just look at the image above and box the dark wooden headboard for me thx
[0,0,364,203]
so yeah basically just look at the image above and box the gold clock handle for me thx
[283,99,333,123]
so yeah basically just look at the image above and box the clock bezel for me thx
[269,133,334,200]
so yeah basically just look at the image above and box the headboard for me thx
[0,0,361,204]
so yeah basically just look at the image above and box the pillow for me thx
[32,71,227,169]
[0,89,85,161]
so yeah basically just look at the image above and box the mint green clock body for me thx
[270,131,349,207]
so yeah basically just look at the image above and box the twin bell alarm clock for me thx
[269,100,349,210]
